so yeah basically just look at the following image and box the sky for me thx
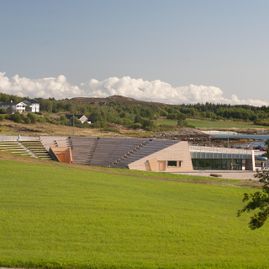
[0,0,269,105]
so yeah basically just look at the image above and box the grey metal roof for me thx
[22,99,39,105]
[0,101,11,108]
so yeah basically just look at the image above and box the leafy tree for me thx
[238,170,269,229]
[27,113,37,124]
[176,113,187,127]
[265,139,269,158]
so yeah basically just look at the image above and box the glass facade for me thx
[192,159,243,170]
[191,151,251,160]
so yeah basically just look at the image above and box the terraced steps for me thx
[0,141,33,157]
[20,141,53,160]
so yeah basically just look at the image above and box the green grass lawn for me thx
[155,118,179,126]
[186,118,268,129]
[0,160,269,269]
[156,118,269,129]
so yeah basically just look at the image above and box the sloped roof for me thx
[0,101,11,107]
[70,137,178,168]
[22,99,39,105]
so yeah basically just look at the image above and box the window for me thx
[167,160,178,167]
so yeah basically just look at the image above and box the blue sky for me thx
[0,0,269,103]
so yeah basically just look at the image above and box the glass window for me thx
[167,161,177,167]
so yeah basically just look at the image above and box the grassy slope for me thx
[0,160,269,269]
[156,118,269,129]
[186,119,267,129]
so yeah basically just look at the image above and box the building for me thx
[14,101,27,113]
[65,114,92,125]
[189,145,256,171]
[0,101,14,113]
[78,115,91,124]
[0,135,265,172]
[0,100,40,113]
[22,100,40,113]
[67,137,259,172]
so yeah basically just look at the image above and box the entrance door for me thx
[158,161,166,171]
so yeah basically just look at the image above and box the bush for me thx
[129,122,143,129]
[102,126,120,133]
[0,114,6,121]
[27,113,37,124]
[8,113,24,123]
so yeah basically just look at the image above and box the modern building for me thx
[190,145,256,171]
[0,135,265,172]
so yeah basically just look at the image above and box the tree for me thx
[238,170,269,229]
[176,113,186,127]
[265,139,269,157]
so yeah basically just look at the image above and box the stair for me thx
[0,141,33,157]
[88,139,98,164]
[20,140,53,160]
[70,137,98,165]
[110,140,150,167]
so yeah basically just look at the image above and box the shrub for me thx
[27,113,37,124]
[8,113,24,123]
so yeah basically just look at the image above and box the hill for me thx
[71,95,160,105]
[1,92,269,136]
[0,156,269,269]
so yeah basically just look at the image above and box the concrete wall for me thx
[128,141,193,172]
[50,146,73,164]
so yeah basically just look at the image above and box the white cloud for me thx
[85,76,269,106]
[0,72,83,99]
[0,72,268,106]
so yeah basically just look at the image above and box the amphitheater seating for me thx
[111,139,177,168]
[20,140,53,160]
[90,138,144,167]
[40,136,71,151]
[0,141,33,157]
[0,135,179,167]
[70,137,98,164]
[70,137,178,168]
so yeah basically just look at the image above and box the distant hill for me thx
[1,91,269,134]
[71,95,164,106]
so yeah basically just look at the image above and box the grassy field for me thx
[186,118,268,129]
[156,118,269,129]
[0,159,269,269]
[0,119,154,138]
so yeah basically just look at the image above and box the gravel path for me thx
[176,171,256,180]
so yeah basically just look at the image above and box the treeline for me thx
[179,103,269,121]
[1,92,269,130]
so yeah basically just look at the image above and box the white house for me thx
[0,100,40,114]
[78,115,91,125]
[23,100,40,113]
[14,100,40,113]
[15,101,28,113]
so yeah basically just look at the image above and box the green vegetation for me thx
[2,92,269,132]
[156,118,268,129]
[238,170,269,229]
[1,159,269,269]
[186,118,267,129]
[155,118,178,126]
